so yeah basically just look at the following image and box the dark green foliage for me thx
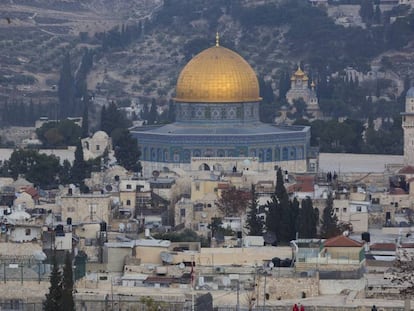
[100,102,131,135]
[245,185,264,236]
[71,139,87,186]
[81,98,89,138]
[58,53,75,119]
[265,168,295,244]
[61,252,75,311]
[147,99,158,125]
[112,128,142,172]
[320,194,341,239]
[153,228,209,247]
[297,197,319,239]
[5,149,60,188]
[44,253,62,311]
[36,120,82,147]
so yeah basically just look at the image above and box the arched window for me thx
[126,200,131,206]
[282,147,288,161]
[274,147,280,161]
[266,148,272,161]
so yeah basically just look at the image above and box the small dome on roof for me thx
[92,131,109,139]
[407,87,414,98]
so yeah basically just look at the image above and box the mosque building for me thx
[285,66,321,119]
[131,35,316,177]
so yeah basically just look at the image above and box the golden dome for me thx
[291,65,309,81]
[174,45,261,103]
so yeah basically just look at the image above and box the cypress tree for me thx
[81,98,89,138]
[320,193,340,238]
[44,252,62,311]
[71,139,86,185]
[245,185,264,236]
[61,251,75,311]
[58,53,75,119]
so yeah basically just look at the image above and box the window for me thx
[356,206,362,212]
[126,184,132,190]
[67,207,75,212]
[195,183,200,191]
[25,228,31,236]
[335,208,339,213]
[343,208,347,213]
[96,145,100,151]
[180,209,186,217]
[126,200,131,206]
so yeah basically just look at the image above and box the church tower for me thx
[402,87,414,165]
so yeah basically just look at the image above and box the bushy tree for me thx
[216,187,250,217]
[112,128,141,172]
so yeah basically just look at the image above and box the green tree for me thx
[61,252,75,311]
[58,53,75,119]
[112,128,141,172]
[71,140,87,186]
[81,98,89,138]
[245,185,264,236]
[265,168,293,244]
[44,252,62,311]
[320,194,340,238]
[298,197,319,239]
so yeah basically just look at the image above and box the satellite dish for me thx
[269,262,275,269]
[152,170,160,179]
[33,250,47,262]
[178,262,185,269]
[160,252,173,264]
[105,184,113,192]
[222,277,231,286]
[263,231,277,245]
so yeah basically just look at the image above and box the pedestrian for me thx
[371,305,377,311]
[300,304,305,311]
[293,303,299,311]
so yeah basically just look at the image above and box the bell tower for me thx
[402,87,414,165]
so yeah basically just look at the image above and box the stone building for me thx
[286,66,321,119]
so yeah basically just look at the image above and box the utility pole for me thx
[263,273,267,311]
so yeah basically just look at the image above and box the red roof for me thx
[217,183,230,190]
[287,175,315,193]
[399,166,414,174]
[369,243,396,251]
[324,235,363,247]
[24,187,39,200]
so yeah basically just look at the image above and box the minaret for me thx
[402,87,414,165]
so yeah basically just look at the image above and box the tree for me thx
[265,168,294,244]
[81,98,89,138]
[216,187,250,217]
[360,0,375,24]
[61,251,75,311]
[112,128,141,172]
[297,197,319,239]
[71,139,87,186]
[58,53,75,119]
[320,193,340,238]
[44,252,62,311]
[245,185,264,236]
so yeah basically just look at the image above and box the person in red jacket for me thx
[292,304,299,311]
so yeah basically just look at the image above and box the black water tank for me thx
[362,232,370,243]
[100,221,107,232]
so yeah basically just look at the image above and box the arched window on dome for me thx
[173,151,180,162]
[282,147,288,161]
[217,150,225,157]
[274,147,280,161]
[143,147,148,161]
[183,150,191,162]
[297,146,304,160]
[151,148,156,161]
[193,149,201,157]
[266,148,272,162]
[250,149,257,157]
[157,148,163,162]
[290,147,296,160]
[258,149,265,162]
[164,149,169,162]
